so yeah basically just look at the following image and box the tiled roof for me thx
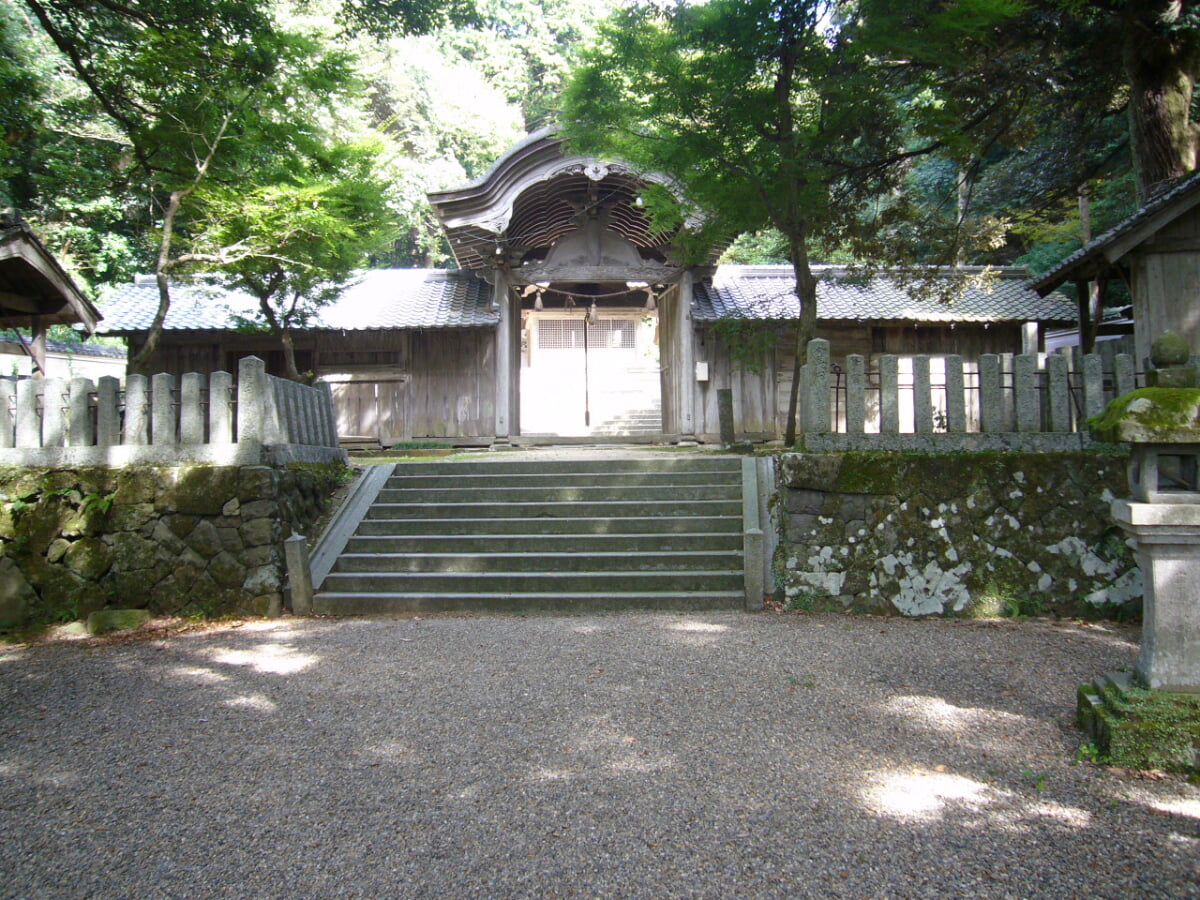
[95,269,497,334]
[0,331,126,357]
[1032,172,1200,293]
[694,265,1076,324]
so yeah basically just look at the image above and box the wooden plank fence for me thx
[0,356,344,467]
[795,338,1137,451]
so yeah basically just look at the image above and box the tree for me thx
[563,0,1023,444]
[1108,0,1200,199]
[188,142,398,381]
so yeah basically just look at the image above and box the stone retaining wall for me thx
[777,451,1141,617]
[0,464,347,626]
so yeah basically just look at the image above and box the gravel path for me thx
[1,612,1197,899]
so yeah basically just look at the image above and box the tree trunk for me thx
[783,233,819,447]
[127,188,185,375]
[279,326,305,383]
[1123,1,1200,200]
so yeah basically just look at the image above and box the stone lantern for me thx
[1093,332,1200,692]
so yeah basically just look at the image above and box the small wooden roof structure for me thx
[1032,174,1200,362]
[0,212,100,374]
[0,212,99,331]
[1032,174,1200,291]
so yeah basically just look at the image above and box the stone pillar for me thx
[1098,332,1200,693]
[1111,501,1200,692]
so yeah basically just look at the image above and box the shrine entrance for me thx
[520,298,660,437]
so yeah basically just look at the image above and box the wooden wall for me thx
[128,328,498,443]
[1129,209,1200,366]
[691,319,1030,440]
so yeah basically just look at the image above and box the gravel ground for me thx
[0,612,1197,900]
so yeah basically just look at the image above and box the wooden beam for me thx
[0,291,47,314]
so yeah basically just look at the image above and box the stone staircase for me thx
[313,456,748,615]
[590,399,663,437]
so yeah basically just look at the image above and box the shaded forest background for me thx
[0,0,1165,318]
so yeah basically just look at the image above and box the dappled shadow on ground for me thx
[0,612,1195,899]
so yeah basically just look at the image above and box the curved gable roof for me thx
[428,128,694,273]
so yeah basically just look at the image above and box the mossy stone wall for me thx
[0,464,346,625]
[777,452,1139,617]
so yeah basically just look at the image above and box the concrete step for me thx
[343,532,744,554]
[320,570,745,594]
[313,590,745,616]
[354,515,742,536]
[391,457,741,476]
[333,550,743,574]
[374,484,742,504]
[364,499,742,519]
[384,471,742,489]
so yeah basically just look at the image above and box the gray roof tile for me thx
[695,265,1076,324]
[96,269,497,333]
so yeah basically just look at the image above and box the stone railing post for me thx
[945,355,965,433]
[1046,354,1071,433]
[913,355,932,434]
[1014,354,1039,433]
[179,373,204,445]
[978,354,1001,433]
[0,378,14,448]
[68,378,94,447]
[124,375,149,444]
[237,357,266,444]
[151,373,175,445]
[97,376,121,447]
[42,377,66,447]
[846,354,865,434]
[209,371,233,444]
[806,339,830,434]
[879,355,899,433]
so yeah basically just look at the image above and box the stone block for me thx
[239,500,277,519]
[106,532,158,572]
[149,520,187,557]
[240,518,278,547]
[243,565,282,594]
[207,551,245,589]
[186,520,224,558]
[86,608,151,635]
[64,538,113,580]
[237,545,277,568]
[108,503,156,532]
[0,558,36,628]
[171,468,239,516]
[238,467,277,501]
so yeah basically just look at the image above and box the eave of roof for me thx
[1032,172,1200,295]
[0,220,101,331]
[94,269,497,335]
[697,265,1076,325]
